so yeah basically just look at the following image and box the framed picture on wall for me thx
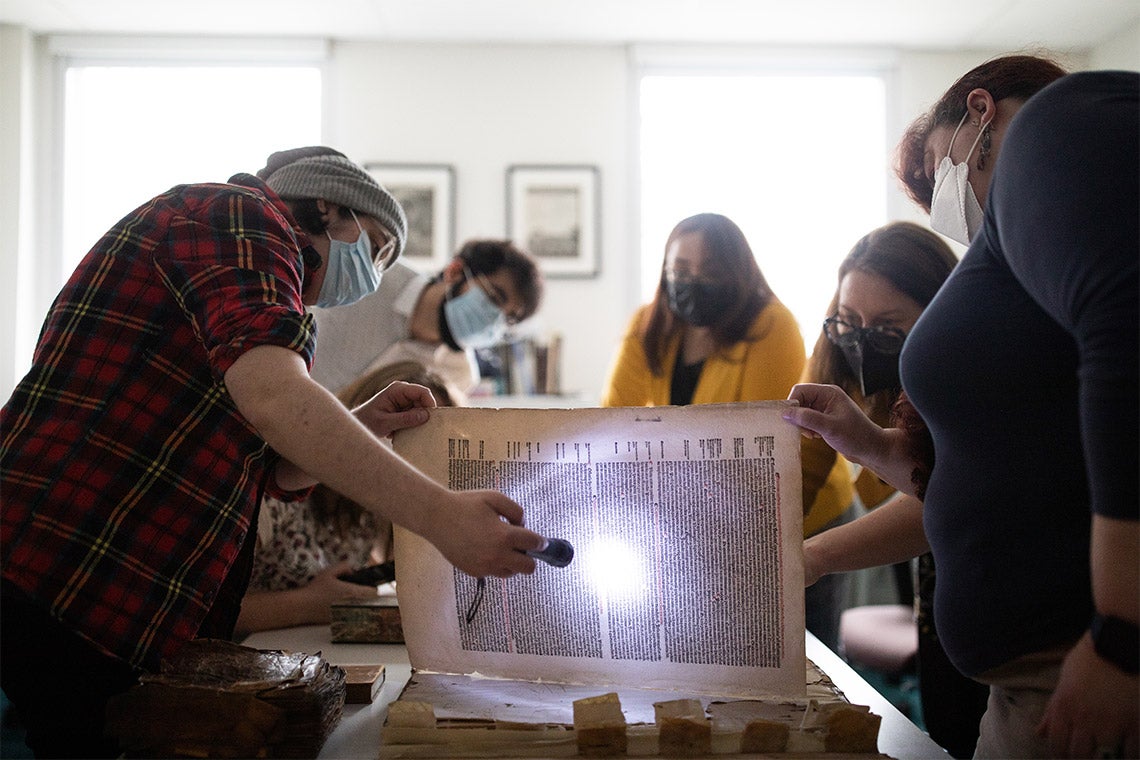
[506,164,600,278]
[366,163,455,273]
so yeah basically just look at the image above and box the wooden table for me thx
[242,626,948,759]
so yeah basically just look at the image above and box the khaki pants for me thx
[971,646,1070,759]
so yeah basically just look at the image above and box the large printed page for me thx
[391,401,805,697]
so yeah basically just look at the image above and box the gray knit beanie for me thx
[260,146,407,261]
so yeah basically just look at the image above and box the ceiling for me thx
[3,0,1138,51]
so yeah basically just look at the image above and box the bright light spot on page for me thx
[585,537,646,601]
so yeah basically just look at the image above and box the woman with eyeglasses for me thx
[799,221,989,758]
[600,212,804,411]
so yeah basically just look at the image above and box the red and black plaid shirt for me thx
[1,174,316,670]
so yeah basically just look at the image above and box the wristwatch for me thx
[1091,613,1139,674]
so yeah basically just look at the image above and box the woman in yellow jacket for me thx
[600,213,803,408]
[606,210,829,638]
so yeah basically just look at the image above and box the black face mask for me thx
[666,279,730,327]
[839,340,902,397]
[437,282,464,352]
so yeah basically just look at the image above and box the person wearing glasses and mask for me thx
[600,212,804,410]
[799,221,989,758]
[307,238,543,398]
[0,146,546,758]
[786,57,1137,757]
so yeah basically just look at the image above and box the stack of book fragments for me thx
[379,660,882,757]
[379,404,885,758]
[105,638,346,758]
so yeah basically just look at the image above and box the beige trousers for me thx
[971,646,1070,759]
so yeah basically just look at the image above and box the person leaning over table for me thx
[305,237,543,396]
[236,360,461,638]
[784,59,1138,758]
[798,220,991,758]
[0,145,545,759]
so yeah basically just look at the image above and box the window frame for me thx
[25,35,328,368]
[630,45,900,349]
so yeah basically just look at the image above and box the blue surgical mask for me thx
[443,268,508,348]
[316,210,381,308]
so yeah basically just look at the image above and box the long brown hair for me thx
[805,221,957,425]
[896,53,1066,212]
[641,213,775,375]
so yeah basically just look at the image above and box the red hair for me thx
[895,54,1067,212]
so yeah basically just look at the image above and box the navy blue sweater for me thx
[901,71,1139,677]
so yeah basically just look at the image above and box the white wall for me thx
[1089,20,1140,70]
[327,42,632,402]
[322,42,1089,402]
[0,24,35,403]
[0,33,1123,406]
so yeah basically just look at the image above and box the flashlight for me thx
[527,537,574,568]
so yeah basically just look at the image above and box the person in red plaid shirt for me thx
[0,146,546,758]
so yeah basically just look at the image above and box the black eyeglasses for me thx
[823,317,907,352]
[469,269,525,326]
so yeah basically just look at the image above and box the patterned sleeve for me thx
[153,185,316,382]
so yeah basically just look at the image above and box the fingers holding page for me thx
[428,490,543,579]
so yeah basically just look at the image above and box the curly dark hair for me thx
[454,239,544,321]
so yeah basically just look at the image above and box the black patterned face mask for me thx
[666,279,730,327]
[824,316,907,397]
[839,339,903,397]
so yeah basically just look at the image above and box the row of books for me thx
[473,334,562,397]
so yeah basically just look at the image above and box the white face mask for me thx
[929,111,988,246]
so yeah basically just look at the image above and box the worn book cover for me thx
[391,401,805,698]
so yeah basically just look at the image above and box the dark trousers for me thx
[919,629,991,758]
[0,581,140,759]
[915,554,989,759]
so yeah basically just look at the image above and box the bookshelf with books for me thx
[470,333,593,408]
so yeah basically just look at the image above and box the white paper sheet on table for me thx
[391,401,805,698]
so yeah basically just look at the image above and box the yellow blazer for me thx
[801,434,855,536]
[600,301,853,537]
[599,300,806,408]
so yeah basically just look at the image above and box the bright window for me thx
[62,64,322,278]
[640,73,888,351]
